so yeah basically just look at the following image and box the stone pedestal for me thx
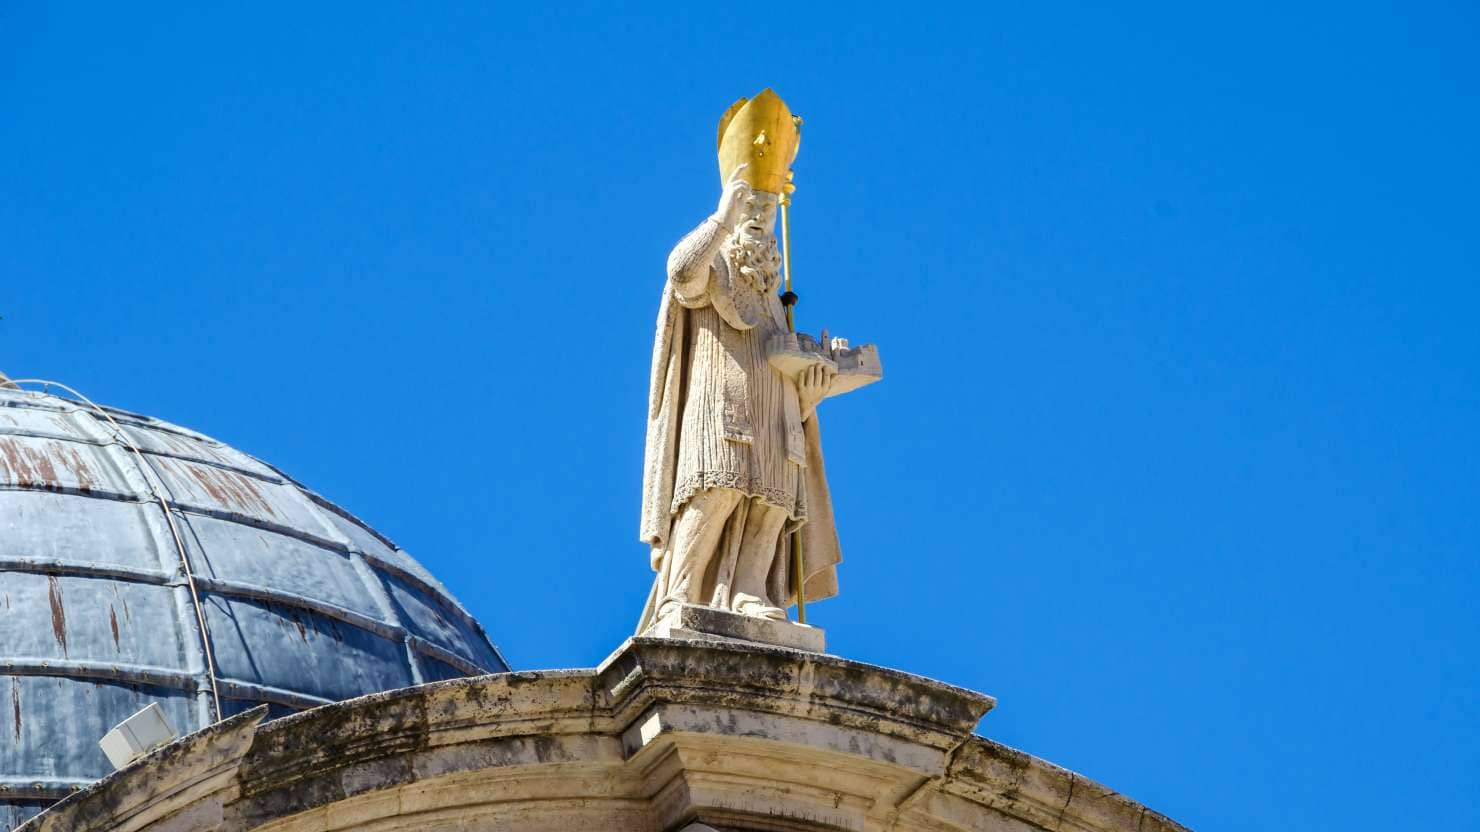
[645,603,826,653]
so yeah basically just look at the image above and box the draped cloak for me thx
[638,252,841,630]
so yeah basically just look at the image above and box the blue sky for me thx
[3,3,1476,829]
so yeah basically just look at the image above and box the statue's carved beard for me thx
[726,230,782,293]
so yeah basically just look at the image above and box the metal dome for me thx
[0,382,508,829]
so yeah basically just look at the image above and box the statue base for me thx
[646,604,826,653]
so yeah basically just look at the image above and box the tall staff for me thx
[778,173,807,624]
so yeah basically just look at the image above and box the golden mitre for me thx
[717,88,801,195]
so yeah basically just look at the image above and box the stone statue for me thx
[639,90,880,631]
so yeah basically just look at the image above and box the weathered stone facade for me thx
[21,637,1189,832]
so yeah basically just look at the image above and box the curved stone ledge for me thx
[21,638,1190,832]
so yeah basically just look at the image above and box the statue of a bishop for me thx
[639,90,848,629]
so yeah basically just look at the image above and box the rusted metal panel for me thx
[0,675,197,787]
[148,454,334,540]
[0,435,144,500]
[1,799,46,831]
[0,492,175,576]
[116,421,280,482]
[418,656,472,684]
[313,501,449,597]
[382,573,506,673]
[0,573,187,669]
[308,495,508,674]
[0,389,509,829]
[203,594,416,703]
[176,512,385,624]
[0,401,108,446]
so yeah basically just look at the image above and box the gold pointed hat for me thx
[717,89,801,195]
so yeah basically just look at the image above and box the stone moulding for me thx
[20,638,1191,832]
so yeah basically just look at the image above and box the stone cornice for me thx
[20,640,1191,832]
[599,637,995,751]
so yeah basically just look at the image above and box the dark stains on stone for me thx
[1057,772,1077,827]
[108,606,121,650]
[10,679,19,740]
[10,642,1189,832]
[531,734,565,764]
[232,689,437,823]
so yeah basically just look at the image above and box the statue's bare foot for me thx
[732,593,787,621]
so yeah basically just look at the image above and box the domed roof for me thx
[0,382,508,829]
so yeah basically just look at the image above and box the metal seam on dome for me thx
[0,393,221,448]
[0,556,173,584]
[0,779,93,800]
[486,640,513,674]
[0,551,486,658]
[0,484,150,503]
[0,511,496,660]
[1,792,85,803]
[357,553,491,634]
[213,680,333,710]
[346,550,426,685]
[0,558,413,646]
[0,473,498,632]
[189,575,407,642]
[0,557,468,681]
[405,637,492,676]
[270,471,404,551]
[1,659,198,689]
[201,550,506,674]
[4,380,224,721]
[133,451,283,484]
[168,504,354,553]
[1,569,489,685]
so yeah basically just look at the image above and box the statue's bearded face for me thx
[728,192,782,291]
[737,191,779,239]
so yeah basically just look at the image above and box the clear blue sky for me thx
[3,4,1476,829]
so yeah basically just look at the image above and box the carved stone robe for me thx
[639,244,841,627]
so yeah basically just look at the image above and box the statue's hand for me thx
[712,164,752,230]
[797,363,836,421]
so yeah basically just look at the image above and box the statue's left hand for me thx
[797,363,836,420]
